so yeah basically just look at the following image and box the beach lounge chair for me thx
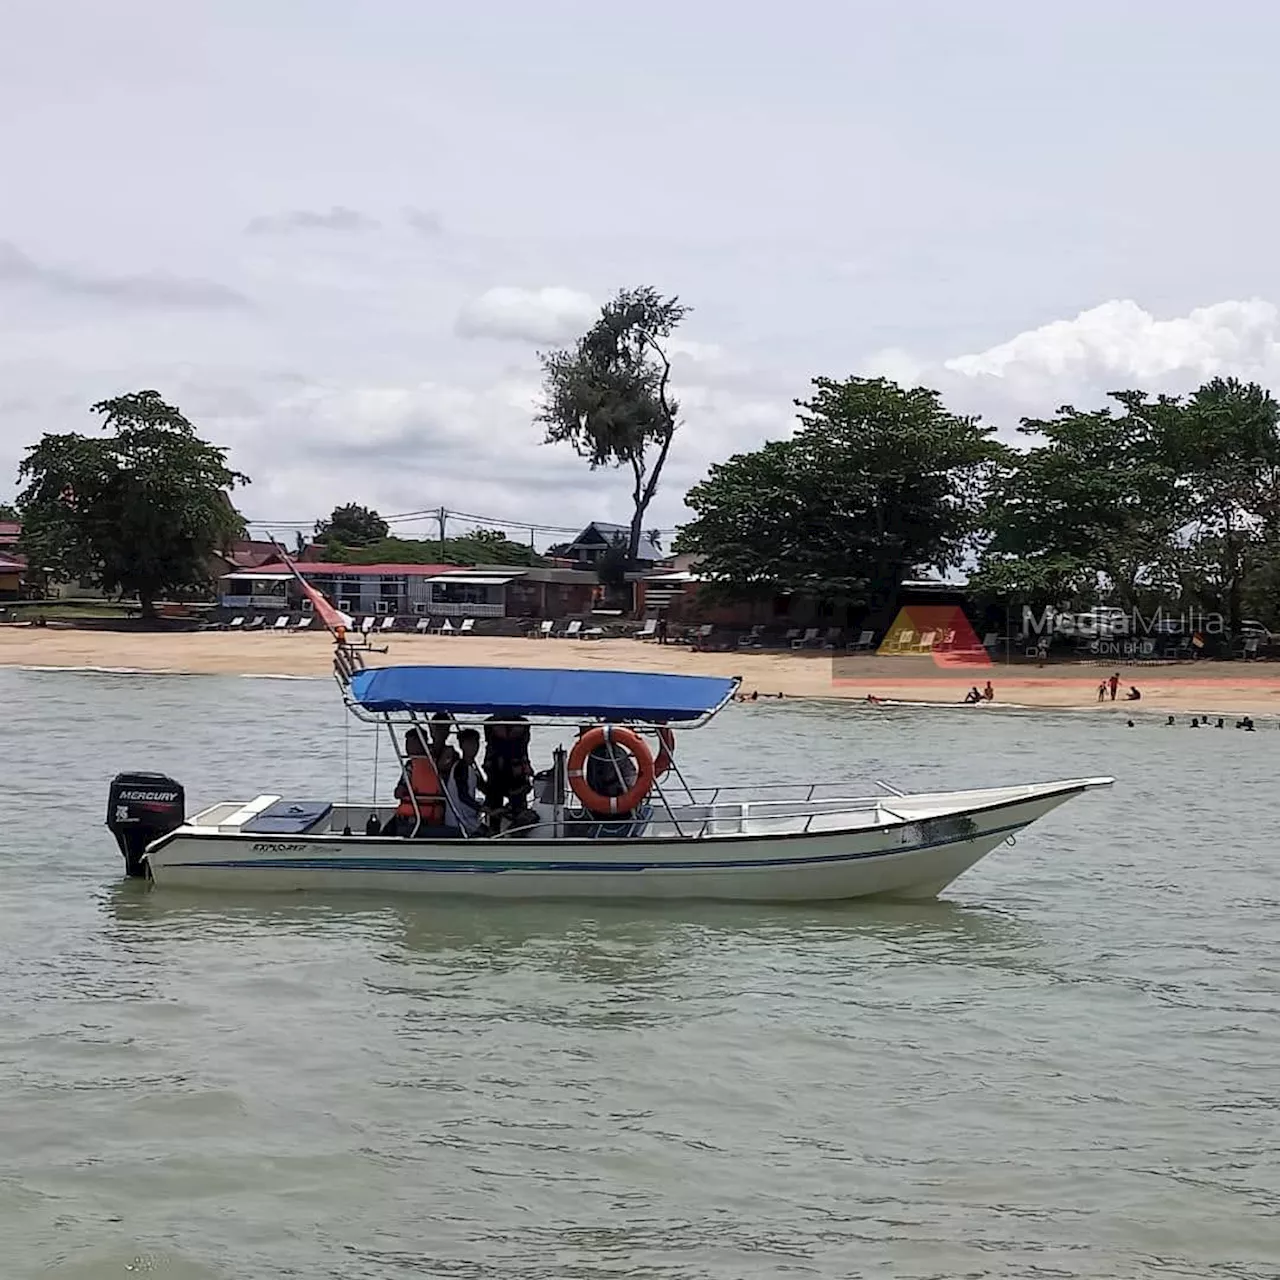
[560,620,583,640]
[271,615,290,632]
[635,618,657,641]
[690,623,714,649]
[228,615,245,630]
[529,619,555,639]
[821,627,842,649]
[378,616,395,633]
[293,615,313,632]
[792,627,821,649]
[245,615,265,631]
[458,618,475,635]
[581,622,604,639]
[981,632,999,650]
[846,629,875,653]
[738,624,764,648]
[414,617,431,634]
[438,618,455,635]
[781,627,801,646]
[914,630,936,653]
[890,628,914,652]
[359,616,374,634]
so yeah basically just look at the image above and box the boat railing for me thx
[676,778,906,805]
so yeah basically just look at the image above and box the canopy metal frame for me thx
[330,640,735,840]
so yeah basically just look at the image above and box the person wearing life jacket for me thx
[394,728,448,835]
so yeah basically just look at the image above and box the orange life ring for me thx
[654,726,676,778]
[567,726,655,815]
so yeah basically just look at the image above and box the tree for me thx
[0,502,17,521]
[537,285,688,564]
[973,393,1186,609]
[316,503,389,547]
[678,376,1004,611]
[973,379,1280,637]
[596,536,630,591]
[16,390,247,617]
[331,534,544,568]
[1165,377,1280,634]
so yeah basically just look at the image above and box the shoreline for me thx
[4,630,1280,716]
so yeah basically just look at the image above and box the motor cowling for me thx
[106,772,185,877]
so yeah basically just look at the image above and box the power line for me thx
[242,504,679,539]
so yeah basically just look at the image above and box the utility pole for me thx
[436,506,447,559]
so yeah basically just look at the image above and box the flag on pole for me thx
[267,536,353,636]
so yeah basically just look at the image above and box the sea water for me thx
[1,667,1277,1278]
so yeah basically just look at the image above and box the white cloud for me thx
[195,361,789,540]
[847,299,1280,434]
[858,346,929,386]
[454,286,597,344]
[945,298,1280,388]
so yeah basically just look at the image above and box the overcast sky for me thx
[5,0,1280,546]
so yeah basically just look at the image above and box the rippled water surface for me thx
[2,667,1278,1279]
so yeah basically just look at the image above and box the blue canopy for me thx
[347,665,739,722]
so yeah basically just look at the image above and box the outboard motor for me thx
[106,772,185,877]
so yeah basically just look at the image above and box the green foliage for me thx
[678,376,1005,608]
[537,285,688,563]
[332,533,544,568]
[0,502,17,521]
[596,537,630,590]
[972,393,1185,608]
[1169,378,1280,632]
[16,391,247,616]
[316,503,389,547]
[973,378,1280,632]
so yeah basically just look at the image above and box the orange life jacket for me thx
[396,755,445,825]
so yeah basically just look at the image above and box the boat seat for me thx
[242,799,334,835]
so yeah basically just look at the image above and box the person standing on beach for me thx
[1097,680,1107,703]
[1108,672,1120,701]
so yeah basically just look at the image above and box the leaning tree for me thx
[537,285,688,565]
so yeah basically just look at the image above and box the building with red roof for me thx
[221,560,597,620]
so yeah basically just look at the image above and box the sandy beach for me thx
[4,626,1280,715]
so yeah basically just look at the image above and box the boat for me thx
[105,650,1114,902]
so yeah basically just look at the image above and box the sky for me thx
[5,0,1280,548]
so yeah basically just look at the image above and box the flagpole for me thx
[266,531,348,646]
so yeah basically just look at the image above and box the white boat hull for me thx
[141,780,1108,903]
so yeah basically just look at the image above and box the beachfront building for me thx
[0,551,24,600]
[558,522,666,571]
[220,561,598,620]
[0,520,24,600]
[634,560,979,631]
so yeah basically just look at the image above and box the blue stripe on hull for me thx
[163,819,1024,875]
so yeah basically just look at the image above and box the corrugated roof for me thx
[569,522,664,561]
